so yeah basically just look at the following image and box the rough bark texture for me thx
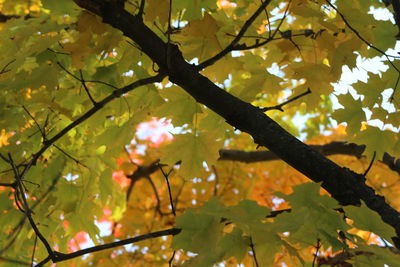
[72,0,400,247]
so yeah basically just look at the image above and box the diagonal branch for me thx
[72,0,400,248]
[197,0,273,70]
[35,228,181,266]
[325,0,400,62]
[73,0,400,239]
[261,87,311,112]
[0,59,16,74]
[158,164,176,216]
[7,154,55,259]
[20,73,165,179]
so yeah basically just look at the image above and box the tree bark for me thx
[71,0,400,247]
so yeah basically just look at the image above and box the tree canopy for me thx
[1,0,400,266]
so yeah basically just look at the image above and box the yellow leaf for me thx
[175,13,222,60]
[160,132,221,178]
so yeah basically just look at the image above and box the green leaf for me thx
[224,199,270,225]
[353,126,398,160]
[332,94,366,135]
[344,201,397,243]
[219,228,248,262]
[156,85,201,126]
[160,132,221,177]
[172,209,222,253]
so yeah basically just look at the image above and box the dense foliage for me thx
[1,0,400,266]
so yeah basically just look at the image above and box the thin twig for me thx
[158,164,176,216]
[79,70,97,106]
[53,144,88,168]
[270,0,291,40]
[4,75,164,261]
[262,88,311,112]
[145,176,172,216]
[31,234,38,267]
[47,48,69,55]
[261,0,271,36]
[0,152,10,163]
[312,238,321,267]
[7,154,55,258]
[20,73,165,179]
[225,0,292,52]
[57,62,119,90]
[197,0,273,70]
[168,250,176,267]
[56,62,81,81]
[0,59,16,74]
[363,151,376,176]
[325,0,400,64]
[0,174,63,255]
[173,180,185,210]
[124,146,139,167]
[249,236,260,267]
[138,0,145,17]
[22,106,46,140]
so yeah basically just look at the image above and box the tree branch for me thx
[158,164,176,216]
[20,73,165,179]
[7,154,55,259]
[71,0,400,248]
[219,141,400,176]
[36,228,181,266]
[197,0,273,70]
[261,87,311,112]
[325,0,400,62]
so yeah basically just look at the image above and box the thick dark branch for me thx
[197,0,273,70]
[72,0,400,247]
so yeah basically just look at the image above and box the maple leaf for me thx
[1,0,400,266]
